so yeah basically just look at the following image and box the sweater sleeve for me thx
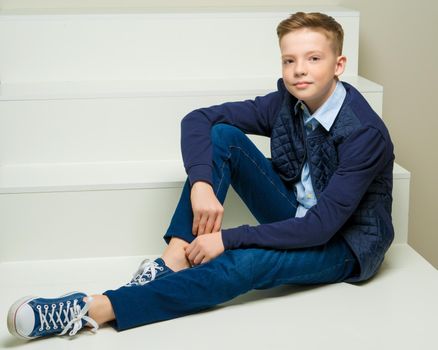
[222,126,392,250]
[181,81,285,186]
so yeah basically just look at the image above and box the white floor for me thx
[1,243,437,350]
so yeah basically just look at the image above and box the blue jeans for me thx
[104,124,358,331]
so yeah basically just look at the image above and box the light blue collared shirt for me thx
[294,81,347,218]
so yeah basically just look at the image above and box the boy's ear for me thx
[335,55,347,78]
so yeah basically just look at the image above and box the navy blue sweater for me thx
[181,80,393,262]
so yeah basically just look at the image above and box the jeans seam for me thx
[221,144,296,209]
[215,147,231,198]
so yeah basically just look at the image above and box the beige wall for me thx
[339,0,438,268]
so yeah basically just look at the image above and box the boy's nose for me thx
[294,61,307,77]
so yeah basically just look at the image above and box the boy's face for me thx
[280,28,346,113]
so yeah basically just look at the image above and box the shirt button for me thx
[306,193,313,199]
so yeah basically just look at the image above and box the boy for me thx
[7,12,394,339]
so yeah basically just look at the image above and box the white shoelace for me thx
[126,259,164,286]
[37,296,99,336]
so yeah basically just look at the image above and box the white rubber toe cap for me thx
[7,297,37,339]
[15,304,36,338]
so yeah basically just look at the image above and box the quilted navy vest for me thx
[270,82,394,282]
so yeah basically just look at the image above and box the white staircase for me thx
[0,6,437,350]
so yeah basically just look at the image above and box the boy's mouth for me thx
[293,81,312,88]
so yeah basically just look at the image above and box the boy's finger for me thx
[187,245,198,263]
[192,254,201,266]
[192,213,201,235]
[197,213,208,235]
[193,252,204,265]
[185,243,192,256]
[213,213,223,233]
[204,215,216,234]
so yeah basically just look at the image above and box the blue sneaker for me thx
[126,258,173,287]
[7,292,98,340]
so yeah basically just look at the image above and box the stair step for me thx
[0,159,406,194]
[0,244,437,349]
[0,160,185,194]
[0,76,381,102]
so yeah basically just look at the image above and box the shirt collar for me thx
[293,81,346,131]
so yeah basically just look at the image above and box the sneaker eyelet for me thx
[44,305,49,310]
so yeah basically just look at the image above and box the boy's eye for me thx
[282,59,294,65]
[309,56,320,62]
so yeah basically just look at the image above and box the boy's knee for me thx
[211,124,245,147]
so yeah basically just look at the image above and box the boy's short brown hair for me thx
[277,12,344,56]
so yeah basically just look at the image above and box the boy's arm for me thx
[221,126,393,250]
[181,83,285,187]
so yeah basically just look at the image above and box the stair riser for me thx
[0,88,382,165]
[0,11,359,83]
[0,175,408,262]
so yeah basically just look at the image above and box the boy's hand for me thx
[190,181,224,236]
[185,231,225,266]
